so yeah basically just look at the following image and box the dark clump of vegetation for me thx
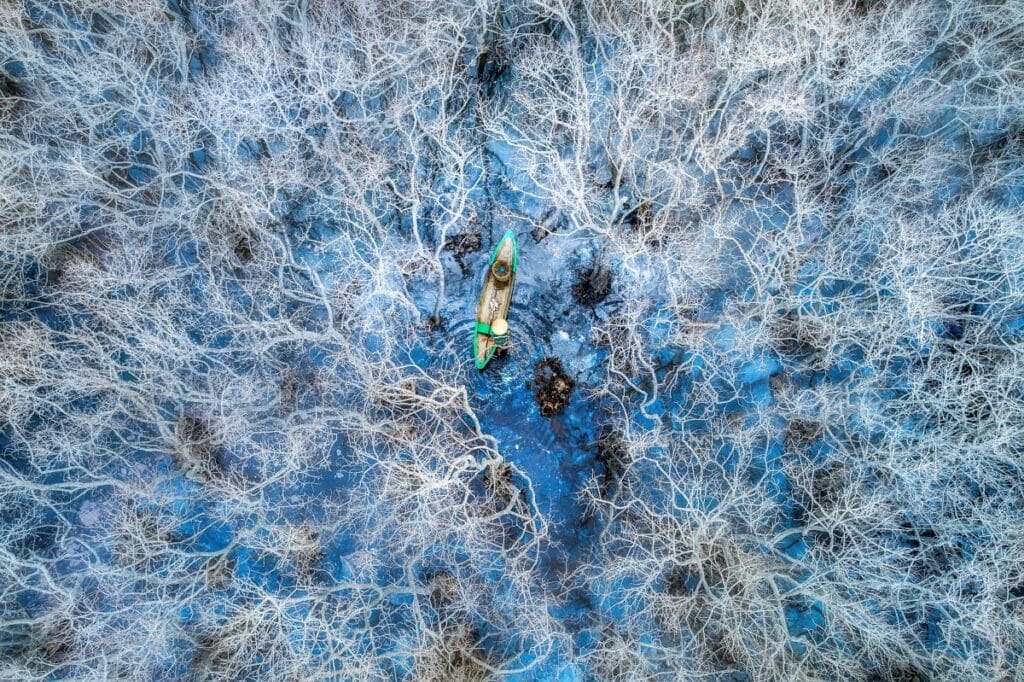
[41,618,76,668]
[664,565,694,597]
[809,463,847,514]
[594,428,626,494]
[203,554,236,590]
[231,229,256,264]
[867,665,928,682]
[440,627,492,682]
[443,229,482,274]
[771,311,820,358]
[424,570,459,611]
[45,234,107,287]
[190,630,235,678]
[571,261,613,306]
[483,458,517,503]
[1,71,22,99]
[533,357,574,417]
[289,525,326,583]
[620,201,673,249]
[899,520,962,579]
[785,419,822,450]
[175,414,226,482]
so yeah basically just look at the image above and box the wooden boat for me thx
[474,230,518,369]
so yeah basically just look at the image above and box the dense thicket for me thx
[1,0,1022,679]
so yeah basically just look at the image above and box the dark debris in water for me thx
[594,428,626,494]
[571,262,613,307]
[533,357,574,417]
[443,229,482,274]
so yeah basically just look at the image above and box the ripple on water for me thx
[417,240,604,572]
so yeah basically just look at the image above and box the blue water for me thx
[1,1,1022,679]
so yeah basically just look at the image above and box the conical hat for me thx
[491,318,508,336]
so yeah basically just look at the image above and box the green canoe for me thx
[474,230,518,369]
